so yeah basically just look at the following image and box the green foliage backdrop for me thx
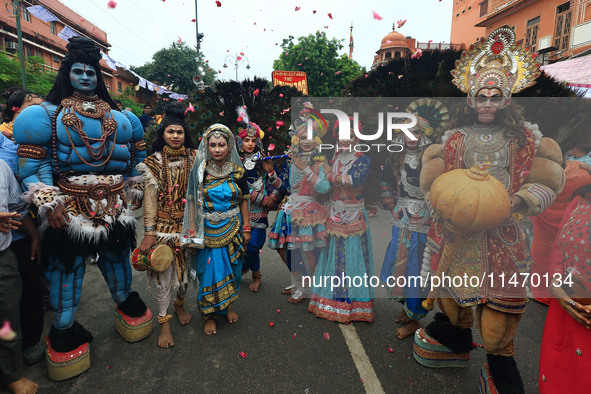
[0,53,56,96]
[273,31,363,97]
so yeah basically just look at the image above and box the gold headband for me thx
[451,26,541,108]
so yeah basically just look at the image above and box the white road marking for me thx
[339,324,385,394]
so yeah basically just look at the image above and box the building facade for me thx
[373,23,463,68]
[0,0,143,102]
[452,0,591,62]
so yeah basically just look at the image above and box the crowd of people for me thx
[1,28,590,394]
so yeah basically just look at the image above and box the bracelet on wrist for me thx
[144,225,155,232]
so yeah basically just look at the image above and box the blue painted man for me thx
[13,37,151,380]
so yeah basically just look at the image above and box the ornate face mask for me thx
[451,26,541,109]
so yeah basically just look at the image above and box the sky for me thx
[58,0,454,87]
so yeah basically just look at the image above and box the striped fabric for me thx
[528,184,554,213]
[0,159,29,250]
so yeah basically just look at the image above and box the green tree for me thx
[112,87,144,117]
[0,53,56,96]
[273,31,363,97]
[130,41,217,97]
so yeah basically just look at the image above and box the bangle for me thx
[144,226,155,232]
[242,225,251,232]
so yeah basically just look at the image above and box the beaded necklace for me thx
[161,146,192,218]
[206,161,233,178]
[52,93,118,174]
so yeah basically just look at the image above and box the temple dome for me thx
[380,29,408,50]
[372,22,414,68]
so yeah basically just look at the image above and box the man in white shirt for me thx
[0,159,38,393]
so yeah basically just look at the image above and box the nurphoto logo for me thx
[305,108,417,153]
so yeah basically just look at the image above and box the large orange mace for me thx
[422,163,511,310]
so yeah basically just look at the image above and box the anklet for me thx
[158,314,172,324]
[173,298,185,306]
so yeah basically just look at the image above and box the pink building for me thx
[0,0,145,102]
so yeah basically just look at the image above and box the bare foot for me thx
[395,310,412,325]
[7,377,38,394]
[158,321,175,348]
[226,309,239,323]
[396,320,420,339]
[175,305,192,325]
[281,284,295,295]
[249,271,262,292]
[288,289,304,304]
[204,319,217,335]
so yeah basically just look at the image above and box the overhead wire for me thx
[84,0,160,52]
[126,0,177,44]
[25,0,145,66]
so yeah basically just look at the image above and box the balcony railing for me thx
[416,42,464,51]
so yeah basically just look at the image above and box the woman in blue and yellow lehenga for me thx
[180,124,250,335]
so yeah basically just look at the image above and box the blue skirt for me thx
[268,208,292,250]
[380,226,428,320]
[194,245,242,318]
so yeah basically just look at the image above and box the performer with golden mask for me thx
[416,27,565,392]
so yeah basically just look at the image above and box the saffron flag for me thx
[349,28,354,59]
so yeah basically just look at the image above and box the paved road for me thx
[14,210,548,393]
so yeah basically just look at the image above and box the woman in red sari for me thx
[539,163,591,393]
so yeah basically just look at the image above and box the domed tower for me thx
[373,23,413,68]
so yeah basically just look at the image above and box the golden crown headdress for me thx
[451,26,541,108]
